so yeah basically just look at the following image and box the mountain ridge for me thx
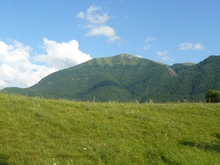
[2,54,220,102]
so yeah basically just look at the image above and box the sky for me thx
[0,0,220,89]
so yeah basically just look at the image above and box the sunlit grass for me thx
[0,93,220,164]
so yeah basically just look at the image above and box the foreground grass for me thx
[0,93,220,165]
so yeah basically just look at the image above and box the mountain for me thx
[2,54,220,102]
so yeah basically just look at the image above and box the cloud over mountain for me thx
[34,38,91,70]
[0,39,91,89]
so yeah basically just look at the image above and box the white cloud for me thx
[0,39,92,89]
[34,38,91,69]
[157,50,173,61]
[0,40,56,89]
[77,5,119,41]
[179,42,205,50]
[145,37,156,42]
[87,6,109,24]
[77,6,109,25]
[136,55,142,58]
[86,26,119,41]
[77,11,85,19]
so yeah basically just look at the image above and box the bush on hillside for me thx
[205,90,220,103]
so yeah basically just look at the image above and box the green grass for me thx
[0,93,220,165]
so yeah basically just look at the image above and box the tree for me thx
[205,90,220,103]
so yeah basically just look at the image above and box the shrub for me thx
[205,90,220,103]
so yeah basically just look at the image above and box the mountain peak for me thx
[119,54,134,58]
[89,54,146,67]
[110,53,150,66]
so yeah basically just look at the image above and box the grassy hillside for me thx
[0,93,220,165]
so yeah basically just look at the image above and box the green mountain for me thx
[2,54,220,102]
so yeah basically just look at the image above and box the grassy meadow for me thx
[0,93,220,165]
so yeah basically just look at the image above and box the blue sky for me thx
[0,0,220,89]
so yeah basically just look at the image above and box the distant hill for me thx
[2,54,220,102]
